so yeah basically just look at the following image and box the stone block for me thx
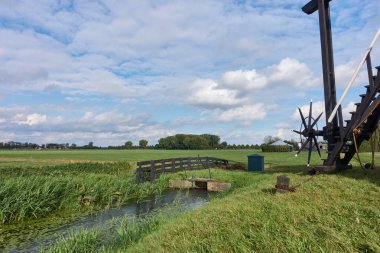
[207,181,231,192]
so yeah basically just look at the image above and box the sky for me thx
[0,0,379,146]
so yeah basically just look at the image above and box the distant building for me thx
[297,141,327,152]
[319,142,328,151]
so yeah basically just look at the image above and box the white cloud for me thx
[187,78,242,107]
[17,113,47,126]
[221,69,268,90]
[335,61,368,88]
[293,101,325,121]
[342,101,357,119]
[218,104,267,123]
[268,58,319,87]
[186,57,319,109]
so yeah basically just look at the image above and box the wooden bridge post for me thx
[161,160,165,175]
[171,159,175,173]
[150,160,156,182]
[206,157,212,179]
[181,159,187,178]
[136,163,141,184]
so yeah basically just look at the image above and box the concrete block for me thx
[207,181,231,192]
[168,179,192,189]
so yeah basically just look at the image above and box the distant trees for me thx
[0,141,39,149]
[359,124,380,152]
[157,134,221,150]
[124,141,133,149]
[139,139,148,148]
[263,135,280,145]
[284,139,299,151]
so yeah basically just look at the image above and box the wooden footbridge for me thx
[136,157,228,184]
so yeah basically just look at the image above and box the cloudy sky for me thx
[0,0,379,146]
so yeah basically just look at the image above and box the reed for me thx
[0,162,167,224]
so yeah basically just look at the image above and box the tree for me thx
[263,135,280,145]
[157,134,221,150]
[139,139,148,148]
[201,134,220,148]
[284,139,299,151]
[125,141,133,149]
[220,141,228,149]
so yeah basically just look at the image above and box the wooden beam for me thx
[302,0,332,15]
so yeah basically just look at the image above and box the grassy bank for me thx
[45,166,380,252]
[2,150,379,252]
[0,162,167,224]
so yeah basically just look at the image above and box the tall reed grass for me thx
[0,162,167,224]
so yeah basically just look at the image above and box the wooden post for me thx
[150,160,156,182]
[207,157,212,179]
[276,175,290,193]
[181,159,187,178]
[172,159,175,173]
[161,161,165,175]
[136,163,141,184]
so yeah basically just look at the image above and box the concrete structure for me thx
[169,178,231,192]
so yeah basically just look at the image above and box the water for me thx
[0,189,214,252]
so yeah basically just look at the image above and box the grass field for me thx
[1,149,379,252]
[0,149,327,166]
[0,148,376,169]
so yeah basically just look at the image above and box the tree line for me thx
[9,132,376,151]
[0,141,99,150]
[0,135,260,150]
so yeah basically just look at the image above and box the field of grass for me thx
[1,149,379,252]
[1,148,377,165]
[0,149,328,167]
[47,167,380,253]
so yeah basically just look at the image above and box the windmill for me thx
[294,0,380,172]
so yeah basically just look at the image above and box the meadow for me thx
[0,149,325,166]
[0,149,379,252]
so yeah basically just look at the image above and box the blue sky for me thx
[0,0,379,146]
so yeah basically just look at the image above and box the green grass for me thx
[1,149,379,252]
[0,149,376,167]
[0,149,328,167]
[130,169,379,253]
[44,166,380,253]
[0,162,168,224]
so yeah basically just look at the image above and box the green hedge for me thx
[261,145,291,152]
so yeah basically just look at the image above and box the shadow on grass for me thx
[264,165,311,175]
[261,164,380,187]
[338,166,380,187]
[261,188,277,195]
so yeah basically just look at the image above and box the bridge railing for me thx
[136,157,228,183]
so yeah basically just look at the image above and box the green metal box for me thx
[247,154,264,172]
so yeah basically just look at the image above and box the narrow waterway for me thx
[1,189,214,252]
